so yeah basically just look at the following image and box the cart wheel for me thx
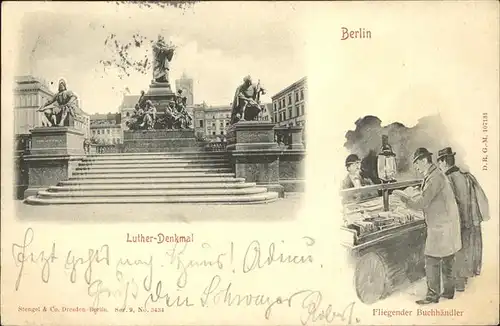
[354,251,388,304]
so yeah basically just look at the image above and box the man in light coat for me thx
[394,148,462,305]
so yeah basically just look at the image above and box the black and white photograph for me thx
[12,1,306,220]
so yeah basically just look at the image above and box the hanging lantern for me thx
[377,135,397,212]
[377,135,397,182]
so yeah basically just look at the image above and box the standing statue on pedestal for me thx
[230,75,266,124]
[37,79,80,127]
[152,35,175,84]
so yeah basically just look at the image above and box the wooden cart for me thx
[340,180,427,304]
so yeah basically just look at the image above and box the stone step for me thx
[50,182,257,191]
[25,192,279,205]
[76,162,230,170]
[80,158,230,165]
[73,167,232,175]
[38,187,268,197]
[86,152,226,159]
[69,172,237,179]
[59,177,246,185]
[85,156,227,161]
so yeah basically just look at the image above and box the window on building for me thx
[288,94,292,106]
[117,138,121,143]
[199,120,204,128]
[273,103,277,112]
[126,112,130,117]
[300,89,304,100]
[295,92,299,101]
[107,129,110,134]
[212,123,215,127]
[97,130,101,134]
[288,108,292,119]
[226,122,229,126]
[212,132,216,136]
[220,131,224,135]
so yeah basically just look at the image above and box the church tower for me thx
[175,72,194,106]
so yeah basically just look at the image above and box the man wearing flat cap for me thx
[437,147,489,292]
[393,147,462,305]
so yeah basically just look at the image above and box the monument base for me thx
[226,121,285,198]
[23,154,84,199]
[29,127,85,156]
[22,127,86,199]
[226,121,278,151]
[123,129,200,153]
[143,81,176,111]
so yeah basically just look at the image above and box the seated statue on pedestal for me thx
[140,100,157,130]
[173,89,193,129]
[230,75,266,124]
[37,79,81,127]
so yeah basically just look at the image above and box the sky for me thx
[13,2,308,114]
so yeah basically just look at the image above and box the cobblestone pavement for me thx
[15,193,304,223]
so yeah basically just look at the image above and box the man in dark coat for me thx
[437,147,488,291]
[393,148,461,304]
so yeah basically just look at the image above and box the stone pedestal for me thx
[23,127,85,199]
[226,121,278,151]
[123,129,199,153]
[278,150,306,192]
[144,81,176,111]
[227,121,284,197]
[30,127,85,155]
[275,126,305,150]
[287,126,305,150]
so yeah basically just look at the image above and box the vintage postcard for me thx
[1,1,498,326]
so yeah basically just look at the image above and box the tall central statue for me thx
[152,35,175,84]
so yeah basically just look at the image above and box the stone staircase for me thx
[24,152,279,205]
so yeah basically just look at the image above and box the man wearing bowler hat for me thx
[342,154,374,189]
[393,147,462,304]
[437,147,489,292]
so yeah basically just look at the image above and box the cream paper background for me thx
[1,1,499,325]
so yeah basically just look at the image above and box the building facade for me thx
[193,104,232,140]
[261,103,272,122]
[90,113,122,144]
[13,75,90,137]
[119,94,141,133]
[175,72,194,106]
[270,77,307,128]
